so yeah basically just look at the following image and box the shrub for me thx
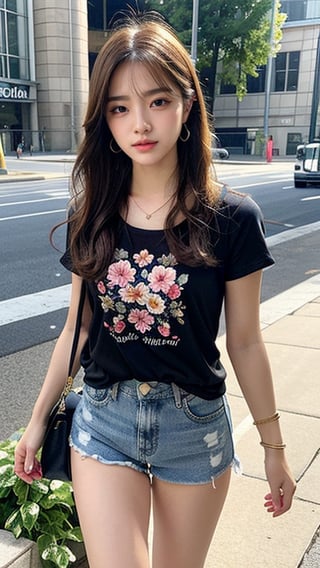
[0,432,83,568]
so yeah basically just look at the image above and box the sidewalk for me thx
[0,151,296,184]
[205,274,320,567]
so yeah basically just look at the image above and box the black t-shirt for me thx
[61,191,274,399]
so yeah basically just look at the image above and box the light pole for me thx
[309,33,320,142]
[68,0,77,153]
[191,0,199,66]
[263,0,277,151]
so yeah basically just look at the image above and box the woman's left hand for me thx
[264,450,296,517]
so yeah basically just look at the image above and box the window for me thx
[88,0,104,30]
[220,82,236,95]
[281,0,320,21]
[88,0,145,31]
[274,51,300,92]
[247,66,266,93]
[281,0,306,21]
[0,2,29,80]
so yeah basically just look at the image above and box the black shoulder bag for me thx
[41,281,86,481]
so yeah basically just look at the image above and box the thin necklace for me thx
[129,194,175,220]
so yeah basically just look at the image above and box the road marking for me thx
[0,209,66,222]
[0,196,68,207]
[0,186,68,198]
[0,285,71,326]
[265,219,294,228]
[266,220,320,247]
[301,195,320,201]
[232,178,292,189]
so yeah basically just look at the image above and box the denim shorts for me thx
[70,380,238,485]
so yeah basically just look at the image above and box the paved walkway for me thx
[205,276,320,567]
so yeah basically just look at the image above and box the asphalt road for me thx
[1,164,320,355]
[0,160,320,438]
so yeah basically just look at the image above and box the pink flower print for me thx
[133,249,154,267]
[128,309,154,333]
[168,283,181,300]
[148,265,176,294]
[146,293,165,315]
[158,322,171,337]
[113,317,126,334]
[119,282,148,305]
[107,260,136,288]
[97,280,106,294]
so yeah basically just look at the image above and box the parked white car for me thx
[294,142,320,188]
[212,147,230,160]
[211,134,229,160]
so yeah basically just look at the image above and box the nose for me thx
[133,107,151,134]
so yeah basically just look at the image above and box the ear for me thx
[182,97,194,122]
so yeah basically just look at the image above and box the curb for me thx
[0,175,46,183]
[0,530,88,568]
[0,530,89,568]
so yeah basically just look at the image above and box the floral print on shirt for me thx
[96,248,189,345]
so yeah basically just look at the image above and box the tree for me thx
[145,0,286,107]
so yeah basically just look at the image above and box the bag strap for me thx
[68,280,86,377]
[61,280,86,400]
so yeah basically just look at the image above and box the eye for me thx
[151,98,169,108]
[110,105,127,114]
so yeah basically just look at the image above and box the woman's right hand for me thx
[14,421,47,484]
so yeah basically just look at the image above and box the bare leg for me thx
[152,467,231,568]
[71,448,151,568]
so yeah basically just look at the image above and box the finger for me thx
[264,491,283,515]
[24,447,40,475]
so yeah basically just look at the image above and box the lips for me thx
[132,139,157,151]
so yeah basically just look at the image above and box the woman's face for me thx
[105,61,191,171]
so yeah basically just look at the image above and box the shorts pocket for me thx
[182,395,225,423]
[84,385,112,407]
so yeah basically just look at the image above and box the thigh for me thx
[71,449,151,568]
[152,467,231,568]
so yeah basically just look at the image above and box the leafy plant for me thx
[0,433,83,568]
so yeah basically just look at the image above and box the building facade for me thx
[214,0,320,156]
[0,0,89,153]
[0,0,319,156]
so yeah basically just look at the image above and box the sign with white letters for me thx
[0,82,29,100]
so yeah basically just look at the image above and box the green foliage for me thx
[145,0,287,104]
[0,435,83,568]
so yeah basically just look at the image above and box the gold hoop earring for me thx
[109,138,122,154]
[179,123,190,142]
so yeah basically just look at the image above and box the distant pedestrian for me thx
[14,14,296,568]
[16,143,23,159]
[29,144,34,156]
[266,135,273,162]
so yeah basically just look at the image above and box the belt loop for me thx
[172,383,182,408]
[111,382,119,400]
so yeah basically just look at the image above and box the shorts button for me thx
[139,383,151,396]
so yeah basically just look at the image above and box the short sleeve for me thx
[60,209,74,272]
[223,194,274,281]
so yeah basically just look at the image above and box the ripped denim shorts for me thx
[70,380,238,485]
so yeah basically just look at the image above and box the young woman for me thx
[14,15,296,568]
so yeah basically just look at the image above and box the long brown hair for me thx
[68,14,221,280]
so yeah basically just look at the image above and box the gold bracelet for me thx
[260,441,286,450]
[253,412,280,426]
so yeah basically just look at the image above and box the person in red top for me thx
[266,134,274,162]
[15,14,295,568]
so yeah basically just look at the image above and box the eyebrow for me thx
[107,87,174,103]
